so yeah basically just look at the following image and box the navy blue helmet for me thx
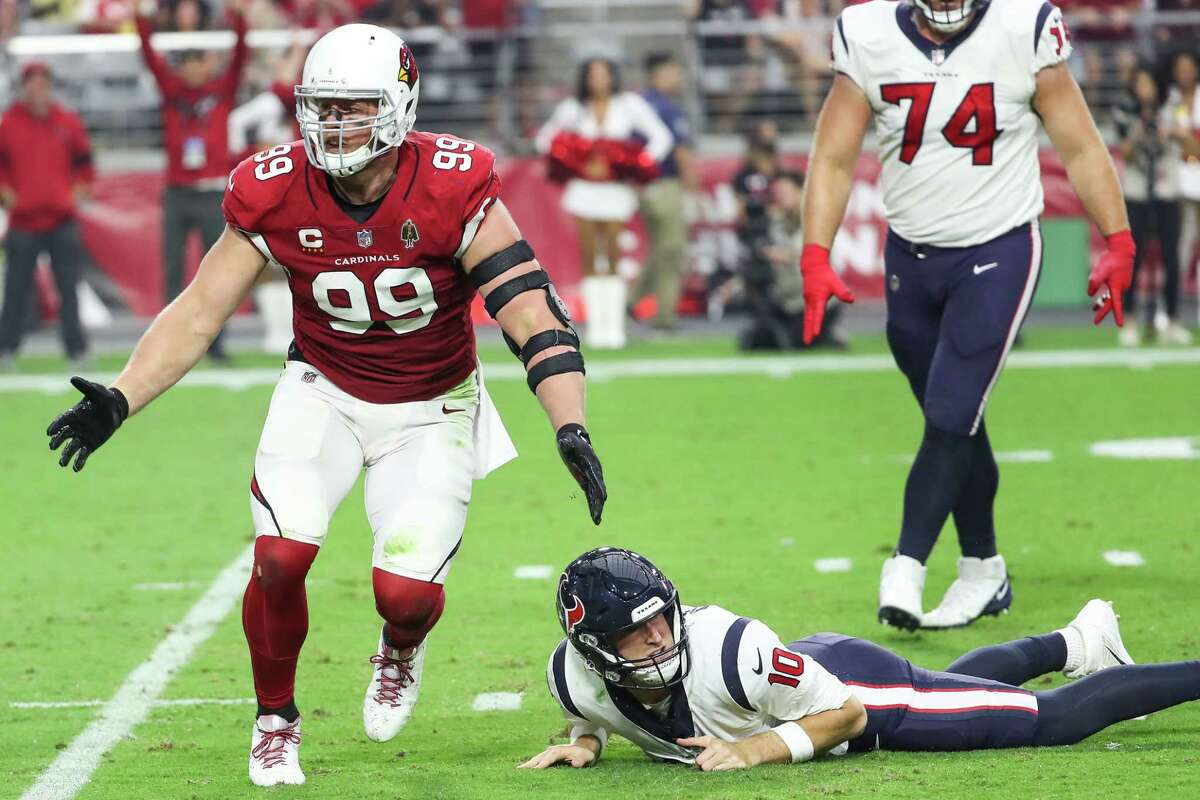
[556,547,690,689]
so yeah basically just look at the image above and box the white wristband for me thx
[772,721,815,763]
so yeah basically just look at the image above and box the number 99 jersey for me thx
[833,0,1072,248]
[222,131,501,403]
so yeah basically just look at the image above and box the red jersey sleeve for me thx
[457,143,502,259]
[412,132,502,260]
[221,141,305,235]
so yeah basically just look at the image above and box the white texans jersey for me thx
[545,605,852,764]
[833,0,1072,247]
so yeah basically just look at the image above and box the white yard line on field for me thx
[813,558,853,573]
[132,581,207,591]
[11,698,254,710]
[19,542,255,800]
[3,348,1199,394]
[513,565,553,580]
[472,692,523,712]
[1103,550,1146,567]
[994,450,1054,463]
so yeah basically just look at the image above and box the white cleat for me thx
[1160,322,1194,346]
[1117,326,1141,348]
[921,555,1012,630]
[363,635,426,742]
[878,554,926,631]
[1063,599,1135,679]
[248,714,304,787]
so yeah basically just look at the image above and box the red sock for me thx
[242,537,319,710]
[372,568,445,652]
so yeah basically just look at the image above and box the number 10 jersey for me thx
[222,131,501,403]
[833,0,1072,248]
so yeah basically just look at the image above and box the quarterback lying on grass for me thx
[522,548,1200,771]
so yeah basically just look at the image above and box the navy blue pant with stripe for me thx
[885,223,1042,436]
[790,633,1200,751]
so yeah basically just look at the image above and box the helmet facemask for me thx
[295,87,413,178]
[912,0,977,35]
[574,598,691,691]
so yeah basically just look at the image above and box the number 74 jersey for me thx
[834,0,1072,248]
[222,131,500,403]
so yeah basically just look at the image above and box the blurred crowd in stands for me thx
[2,1,1199,135]
[1,1,1198,361]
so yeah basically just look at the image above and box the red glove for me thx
[1086,229,1136,327]
[800,244,855,345]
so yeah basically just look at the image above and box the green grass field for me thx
[1,327,1198,800]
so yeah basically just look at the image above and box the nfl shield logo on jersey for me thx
[357,229,373,249]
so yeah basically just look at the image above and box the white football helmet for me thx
[295,24,420,178]
[912,0,981,34]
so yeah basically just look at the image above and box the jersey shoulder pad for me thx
[405,129,499,209]
[405,130,502,257]
[682,604,744,650]
[222,140,307,234]
[992,0,1071,72]
[546,638,598,719]
[836,0,897,49]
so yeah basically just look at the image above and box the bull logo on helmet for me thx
[397,46,419,89]
[560,579,586,634]
[564,596,585,633]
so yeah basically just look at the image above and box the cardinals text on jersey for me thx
[833,0,1072,247]
[222,131,502,403]
[545,605,853,764]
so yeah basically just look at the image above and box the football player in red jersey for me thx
[45,24,606,787]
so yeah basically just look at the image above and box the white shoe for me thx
[248,715,304,787]
[1118,326,1141,347]
[921,555,1012,629]
[1061,599,1135,679]
[363,635,426,742]
[1160,321,1193,345]
[878,554,926,631]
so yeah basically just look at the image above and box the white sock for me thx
[603,275,627,348]
[580,277,606,350]
[1055,626,1084,673]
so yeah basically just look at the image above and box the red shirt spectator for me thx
[0,65,94,232]
[279,0,373,28]
[461,0,512,29]
[136,7,248,186]
[1055,0,1139,42]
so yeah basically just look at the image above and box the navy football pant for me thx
[885,223,1042,436]
[886,223,1042,563]
[791,633,1200,750]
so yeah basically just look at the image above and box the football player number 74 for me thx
[881,82,999,166]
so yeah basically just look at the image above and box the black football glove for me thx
[46,377,129,472]
[556,423,606,525]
